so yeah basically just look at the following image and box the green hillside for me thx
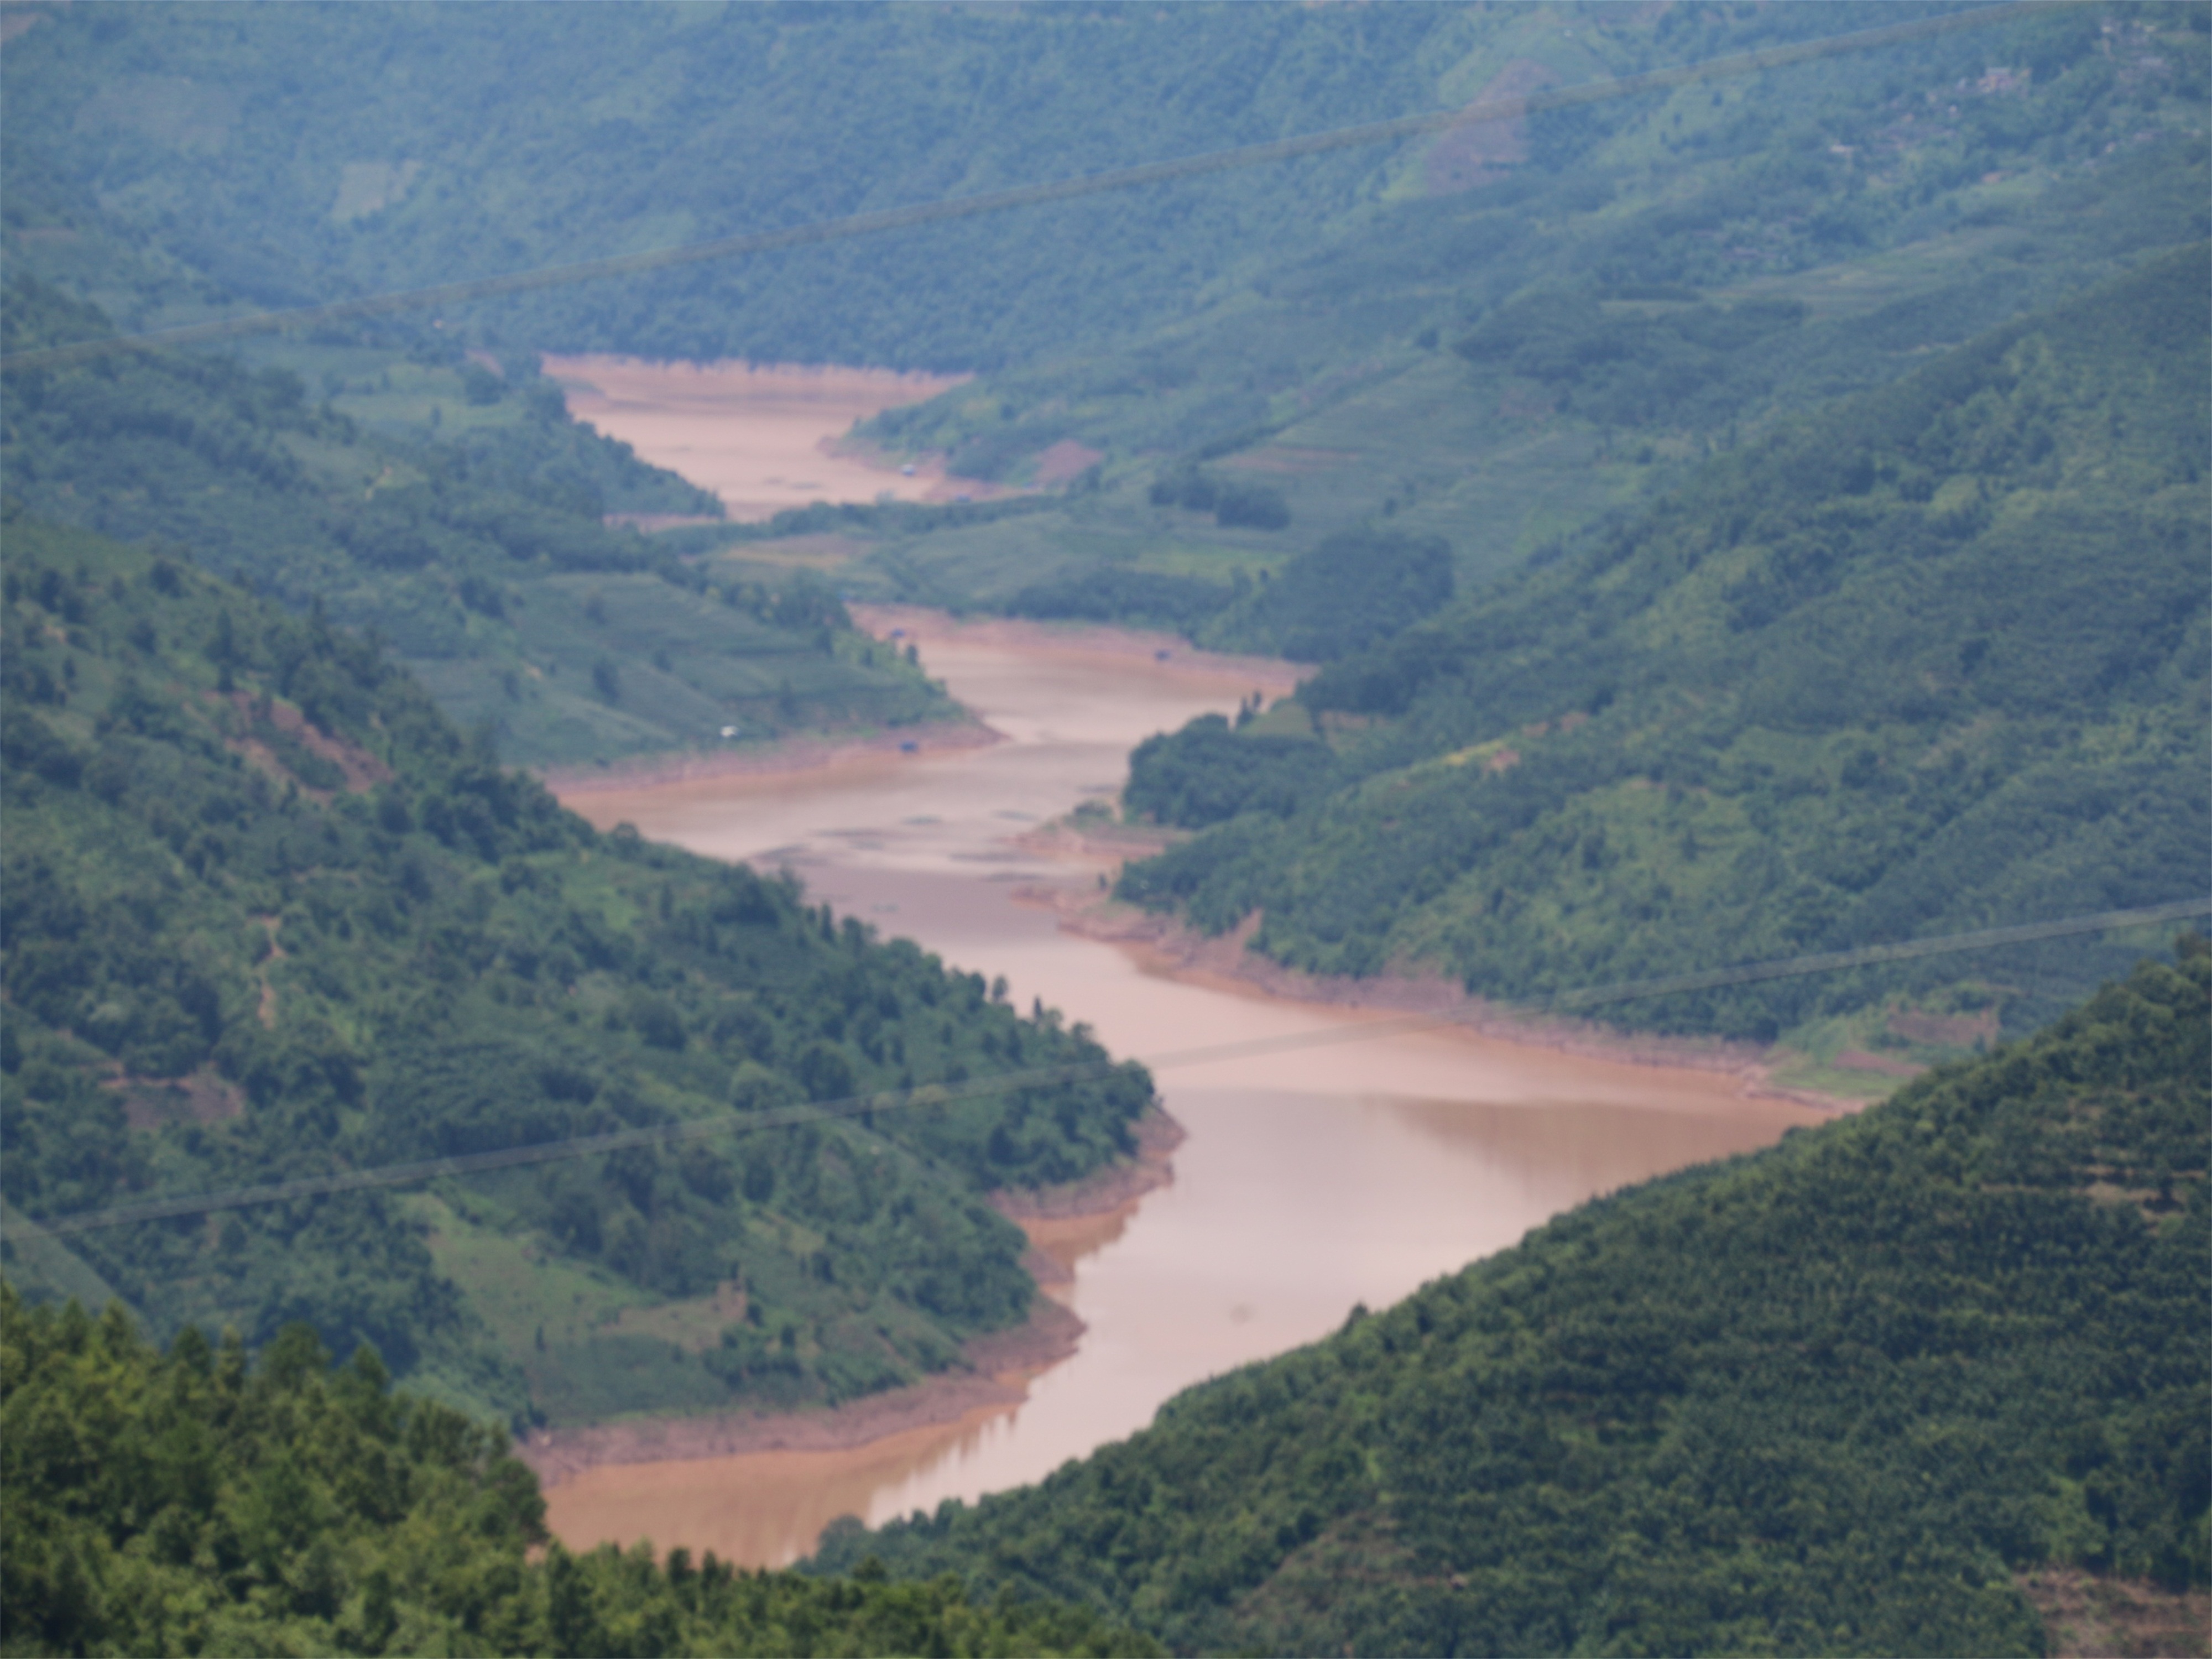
[6,6,2203,736]
[814,943,2211,1655]
[0,518,1152,1428]
[1110,246,2210,1059]
[0,2,1743,367]
[0,1287,1156,1658]
[818,5,2206,639]
[0,283,955,771]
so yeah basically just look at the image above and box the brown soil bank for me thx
[516,1299,1082,1490]
[516,1110,1183,1490]
[851,604,1307,698]
[542,718,999,806]
[1013,838,1856,1115]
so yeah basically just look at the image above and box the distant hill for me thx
[0,1285,1157,1657]
[831,5,2206,639]
[6,6,2204,758]
[0,2,1674,366]
[1113,246,2210,1058]
[0,281,954,771]
[816,942,2210,1655]
[0,518,1151,1427]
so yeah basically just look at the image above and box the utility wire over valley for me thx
[9,896,2203,1242]
[0,1,2064,374]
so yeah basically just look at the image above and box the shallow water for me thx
[541,357,985,520]
[547,612,1806,1567]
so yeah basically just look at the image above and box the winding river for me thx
[545,602,1812,1569]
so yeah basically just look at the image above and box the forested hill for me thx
[0,1288,1157,1658]
[1117,244,2210,1053]
[815,942,2211,1655]
[1,281,954,771]
[1,3,1688,367]
[785,6,2205,640]
[0,517,1154,1430]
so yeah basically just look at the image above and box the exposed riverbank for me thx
[519,1109,1183,1491]
[541,717,1000,801]
[519,1301,1076,1491]
[541,608,1301,806]
[1008,834,1857,1115]
[849,604,1308,700]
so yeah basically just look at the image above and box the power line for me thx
[0,1,2059,374]
[8,895,2200,1242]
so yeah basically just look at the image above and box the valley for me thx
[540,605,1809,1568]
[1,6,2204,1653]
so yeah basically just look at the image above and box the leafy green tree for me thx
[0,1284,1159,1657]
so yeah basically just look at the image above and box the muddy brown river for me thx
[546,608,1811,1568]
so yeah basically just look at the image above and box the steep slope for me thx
[0,518,1152,1427]
[0,1288,1157,1658]
[1114,246,2210,1048]
[836,5,2206,634]
[0,2,1796,367]
[815,943,2210,1656]
[0,283,954,770]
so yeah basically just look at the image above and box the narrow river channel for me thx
[546,607,1811,1569]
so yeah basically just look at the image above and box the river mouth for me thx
[544,605,1812,1569]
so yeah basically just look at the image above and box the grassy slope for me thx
[0,518,1152,1427]
[815,945,2210,1656]
[0,283,956,771]
[1112,246,2210,1053]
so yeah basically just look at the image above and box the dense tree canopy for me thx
[1118,247,2210,1046]
[816,944,2211,1655]
[0,1286,1157,1658]
[0,280,952,771]
[0,519,1152,1428]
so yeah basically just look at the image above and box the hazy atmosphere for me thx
[2,5,2206,1656]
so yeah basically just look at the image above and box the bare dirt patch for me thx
[218,691,392,794]
[1427,59,1563,194]
[1032,440,1104,484]
[109,1069,245,1131]
[2020,1567,2211,1658]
